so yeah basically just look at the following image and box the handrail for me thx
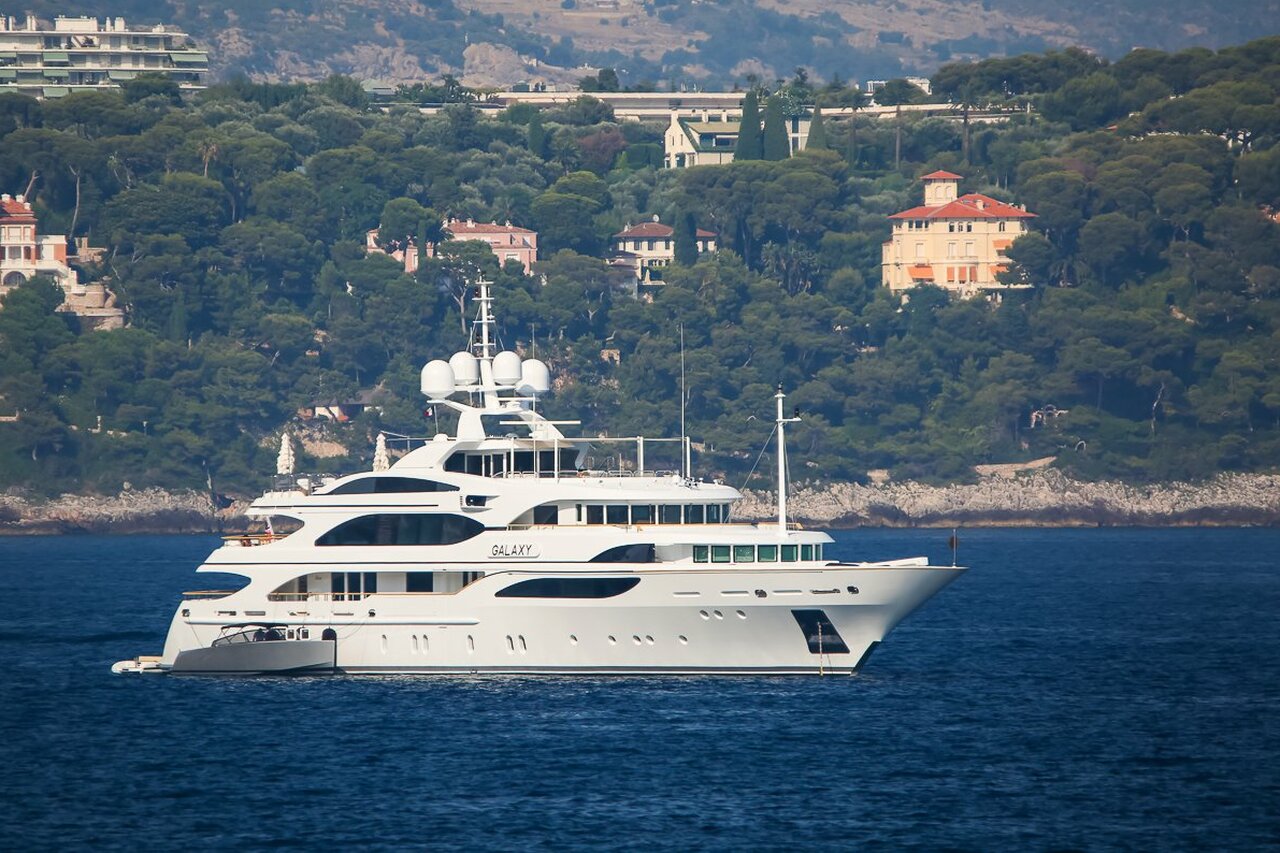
[222,533,286,547]
[182,589,238,599]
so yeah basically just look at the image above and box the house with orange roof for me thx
[609,215,717,282]
[881,171,1036,297]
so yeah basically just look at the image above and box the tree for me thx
[761,95,789,161]
[674,211,699,266]
[734,90,762,161]
[806,107,828,151]
[527,111,548,158]
[875,79,926,106]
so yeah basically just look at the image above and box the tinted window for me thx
[586,505,604,525]
[495,577,641,599]
[631,504,654,524]
[606,505,628,525]
[693,545,709,563]
[733,545,754,563]
[781,544,799,562]
[707,504,721,524]
[757,545,777,562]
[533,505,557,525]
[590,544,656,563]
[659,505,681,524]
[792,609,850,654]
[711,545,731,563]
[801,544,814,561]
[327,477,459,495]
[685,504,705,524]
[406,572,434,592]
[316,513,484,546]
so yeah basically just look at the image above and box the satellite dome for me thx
[517,358,552,396]
[492,351,522,386]
[420,360,455,399]
[449,351,479,386]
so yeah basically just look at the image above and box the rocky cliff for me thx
[2,472,1278,534]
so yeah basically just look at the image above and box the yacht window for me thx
[586,505,604,525]
[299,627,310,639]
[711,545,731,563]
[693,545,709,563]
[316,513,485,546]
[576,504,583,523]
[781,544,799,562]
[757,545,778,562]
[326,477,459,495]
[533,505,558,525]
[406,572,434,592]
[538,450,556,476]
[590,544,656,563]
[495,577,641,599]
[445,454,465,473]
[723,504,732,522]
[685,504,705,524]
[606,505,629,525]
[322,628,337,641]
[659,505,681,524]
[801,544,814,561]
[733,545,754,563]
[631,504,655,524]
[707,504,722,524]
[513,451,535,473]
[466,455,483,476]
[816,544,824,561]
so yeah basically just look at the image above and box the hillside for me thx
[16,0,1280,86]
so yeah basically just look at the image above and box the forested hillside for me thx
[2,37,1280,499]
[16,0,1280,86]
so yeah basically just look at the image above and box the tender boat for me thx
[114,278,964,676]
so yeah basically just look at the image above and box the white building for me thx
[610,216,717,282]
[663,111,812,169]
[0,15,207,98]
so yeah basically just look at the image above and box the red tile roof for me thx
[615,221,716,239]
[922,170,964,180]
[446,220,535,235]
[889,193,1036,220]
[0,197,35,219]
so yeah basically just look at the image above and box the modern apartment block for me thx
[881,171,1036,298]
[0,14,208,99]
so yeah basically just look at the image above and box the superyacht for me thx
[114,279,964,675]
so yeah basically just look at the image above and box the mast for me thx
[474,276,498,409]
[775,385,800,535]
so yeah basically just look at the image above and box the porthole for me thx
[608,635,617,645]
[467,635,475,652]
[299,627,309,639]
[713,610,724,620]
[519,635,527,652]
[678,635,688,644]
[570,634,578,645]
[645,635,655,645]
[506,635,515,652]
[848,585,860,595]
[699,610,710,620]
[736,610,746,619]
[632,635,642,645]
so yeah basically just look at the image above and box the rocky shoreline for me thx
[2,472,1278,535]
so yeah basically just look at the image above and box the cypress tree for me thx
[806,106,828,151]
[761,95,790,161]
[734,90,762,161]
[527,111,547,158]
[673,211,699,266]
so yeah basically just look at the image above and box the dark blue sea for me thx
[2,530,1278,850]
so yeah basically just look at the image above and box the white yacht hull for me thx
[156,563,963,676]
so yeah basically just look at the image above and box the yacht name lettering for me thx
[491,543,540,558]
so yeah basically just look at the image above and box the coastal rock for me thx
[0,489,249,535]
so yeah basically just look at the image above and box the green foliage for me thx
[761,95,790,161]
[734,90,762,161]
[5,37,1280,497]
[806,107,828,151]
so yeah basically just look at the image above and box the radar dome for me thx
[517,358,552,396]
[420,360,455,399]
[449,351,479,386]
[492,351,522,386]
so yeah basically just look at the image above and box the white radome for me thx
[113,276,965,677]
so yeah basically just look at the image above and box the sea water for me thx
[0,529,1276,850]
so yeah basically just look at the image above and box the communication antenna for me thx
[775,385,801,536]
[680,324,690,478]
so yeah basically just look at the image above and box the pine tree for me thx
[673,211,699,266]
[734,90,762,161]
[761,95,790,161]
[806,106,828,151]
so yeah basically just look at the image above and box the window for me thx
[915,242,924,258]
[316,513,484,546]
[801,544,814,561]
[586,505,604,525]
[533,504,557,525]
[707,504,721,524]
[757,545,778,562]
[406,572,434,592]
[660,505,682,524]
[781,544,798,562]
[685,504,705,524]
[495,577,641,598]
[966,222,973,232]
[964,241,975,257]
[947,242,956,258]
[631,504,654,524]
[693,545,709,563]
[733,545,754,563]
[948,222,956,233]
[325,475,454,496]
[711,545,731,563]
[998,221,1006,232]
[606,505,629,525]
[723,504,731,521]
[816,544,824,561]
[591,543,656,562]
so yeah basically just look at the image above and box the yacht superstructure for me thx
[114,279,964,676]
